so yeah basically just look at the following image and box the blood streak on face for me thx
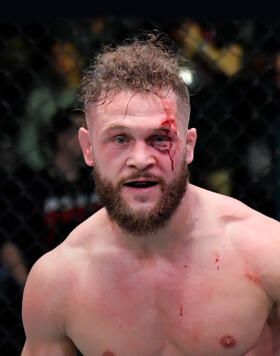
[166,142,174,171]
[160,97,178,171]
[220,335,236,349]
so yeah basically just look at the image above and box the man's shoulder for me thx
[222,193,279,237]
[196,185,278,226]
[193,184,279,242]
[24,216,95,298]
[22,234,91,326]
[212,190,280,282]
[24,247,71,300]
[22,248,68,337]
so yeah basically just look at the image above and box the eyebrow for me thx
[103,124,128,133]
[103,124,172,134]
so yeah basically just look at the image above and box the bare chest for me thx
[65,253,272,356]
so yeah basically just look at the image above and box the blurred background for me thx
[0,13,280,355]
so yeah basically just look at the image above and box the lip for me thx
[124,178,159,184]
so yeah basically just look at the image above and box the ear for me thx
[78,127,94,167]
[186,128,197,165]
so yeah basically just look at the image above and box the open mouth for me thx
[123,181,159,189]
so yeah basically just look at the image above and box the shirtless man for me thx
[21,33,280,356]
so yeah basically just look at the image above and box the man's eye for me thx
[152,136,170,145]
[114,136,128,144]
[153,136,170,143]
[150,136,171,150]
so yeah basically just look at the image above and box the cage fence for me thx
[0,16,280,355]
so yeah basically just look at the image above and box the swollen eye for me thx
[153,141,171,151]
[154,136,170,142]
[152,137,171,151]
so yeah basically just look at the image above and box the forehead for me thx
[88,90,181,130]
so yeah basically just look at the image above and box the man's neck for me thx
[109,184,201,259]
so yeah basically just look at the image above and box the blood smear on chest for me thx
[179,306,183,316]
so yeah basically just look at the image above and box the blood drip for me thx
[179,306,183,316]
[160,98,178,171]
[167,142,174,171]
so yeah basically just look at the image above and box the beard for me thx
[93,161,190,237]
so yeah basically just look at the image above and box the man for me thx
[21,33,280,356]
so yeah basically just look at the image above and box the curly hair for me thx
[80,32,190,120]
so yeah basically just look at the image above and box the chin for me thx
[127,201,157,212]
[126,193,159,207]
[132,205,156,214]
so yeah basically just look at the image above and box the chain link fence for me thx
[0,16,280,355]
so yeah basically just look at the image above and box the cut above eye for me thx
[124,181,158,188]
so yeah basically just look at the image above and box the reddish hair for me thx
[80,33,190,121]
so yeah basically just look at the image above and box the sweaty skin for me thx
[21,186,280,356]
[21,91,280,356]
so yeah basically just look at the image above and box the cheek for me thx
[94,146,123,177]
[155,146,183,173]
[166,140,186,172]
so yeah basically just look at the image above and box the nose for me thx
[126,141,156,170]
